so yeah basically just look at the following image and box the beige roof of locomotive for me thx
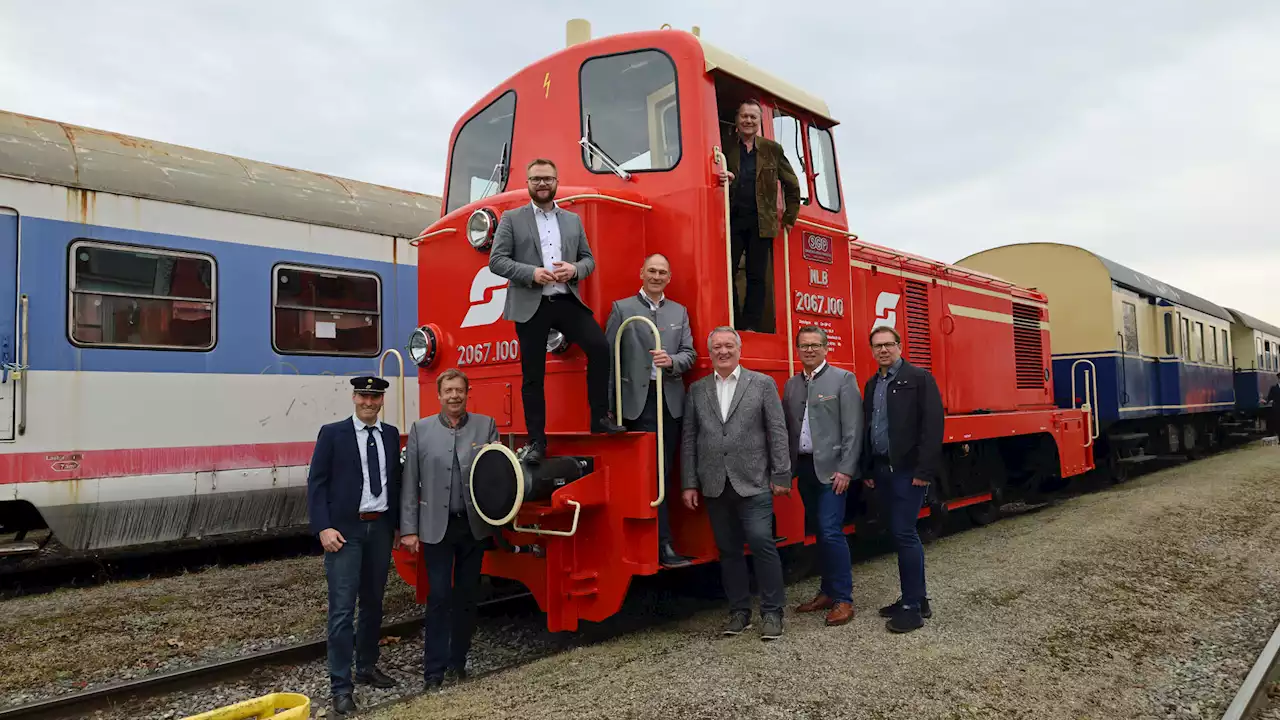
[0,109,441,238]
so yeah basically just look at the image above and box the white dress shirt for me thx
[798,360,827,454]
[714,365,742,422]
[533,202,568,296]
[351,414,389,513]
[639,289,665,380]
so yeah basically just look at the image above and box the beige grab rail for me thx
[612,315,666,509]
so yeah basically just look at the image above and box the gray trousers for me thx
[706,482,786,616]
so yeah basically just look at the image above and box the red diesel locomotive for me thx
[393,20,1095,632]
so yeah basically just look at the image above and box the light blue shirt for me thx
[351,414,388,513]
[533,202,568,296]
[871,359,903,457]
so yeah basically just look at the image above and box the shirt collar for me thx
[531,200,559,216]
[715,365,742,382]
[438,410,469,429]
[803,361,828,381]
[352,413,382,432]
[878,358,903,379]
[638,289,665,310]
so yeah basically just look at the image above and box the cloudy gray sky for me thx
[3,0,1277,321]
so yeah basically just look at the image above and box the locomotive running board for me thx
[0,540,39,557]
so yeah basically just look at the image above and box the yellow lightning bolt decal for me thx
[543,72,551,98]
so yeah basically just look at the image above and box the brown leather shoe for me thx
[825,602,855,626]
[796,594,834,613]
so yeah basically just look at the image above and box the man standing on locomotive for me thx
[399,368,499,691]
[489,158,625,465]
[861,327,945,634]
[306,377,402,716]
[716,99,802,334]
[682,327,792,640]
[606,253,697,569]
[783,325,862,627]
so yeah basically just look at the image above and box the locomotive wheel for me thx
[968,502,1000,526]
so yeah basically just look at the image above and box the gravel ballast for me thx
[367,442,1280,720]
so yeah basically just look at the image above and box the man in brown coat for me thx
[717,99,802,333]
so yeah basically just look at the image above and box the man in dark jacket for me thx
[717,99,802,333]
[861,327,944,634]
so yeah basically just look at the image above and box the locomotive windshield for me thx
[445,90,516,214]
[579,49,681,173]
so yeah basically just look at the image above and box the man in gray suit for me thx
[681,327,792,640]
[605,253,696,568]
[399,368,498,691]
[489,158,625,465]
[782,325,862,627]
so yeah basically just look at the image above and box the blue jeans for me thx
[797,455,852,604]
[421,513,485,679]
[324,513,394,696]
[706,483,786,616]
[874,462,928,608]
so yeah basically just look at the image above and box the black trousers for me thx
[730,220,772,333]
[421,513,485,678]
[623,384,679,544]
[514,294,610,444]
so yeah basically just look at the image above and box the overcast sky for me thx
[2,1,1277,321]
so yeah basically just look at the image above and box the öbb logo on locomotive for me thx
[460,266,510,329]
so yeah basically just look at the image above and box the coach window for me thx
[807,125,841,212]
[1163,313,1174,355]
[773,112,810,205]
[273,265,380,356]
[1258,338,1264,370]
[1209,327,1219,364]
[445,90,516,215]
[69,241,215,350]
[1180,315,1190,358]
[1121,302,1138,353]
[580,49,680,173]
[1222,333,1230,366]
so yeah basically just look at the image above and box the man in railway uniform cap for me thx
[861,327,944,634]
[716,99,802,333]
[306,375,402,715]
[605,253,697,568]
[783,325,862,627]
[399,368,499,691]
[489,157,626,466]
[682,326,792,640]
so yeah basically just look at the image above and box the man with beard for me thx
[489,158,626,464]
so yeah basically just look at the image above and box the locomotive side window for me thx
[580,49,680,172]
[1121,302,1138,353]
[807,125,841,212]
[445,90,516,215]
[69,240,215,350]
[773,113,810,204]
[273,264,381,357]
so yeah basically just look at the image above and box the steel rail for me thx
[1222,617,1280,720]
[0,592,532,720]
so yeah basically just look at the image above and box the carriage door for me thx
[0,207,18,441]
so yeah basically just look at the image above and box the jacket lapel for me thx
[725,371,750,422]
[554,210,572,262]
[523,206,544,266]
[704,378,722,425]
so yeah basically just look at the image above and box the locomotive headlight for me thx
[407,326,438,367]
[466,208,497,251]
[546,329,570,354]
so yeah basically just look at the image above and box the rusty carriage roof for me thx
[0,109,441,238]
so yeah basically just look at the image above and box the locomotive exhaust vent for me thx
[1013,302,1045,389]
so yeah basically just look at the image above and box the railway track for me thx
[1222,618,1280,720]
[0,591,534,720]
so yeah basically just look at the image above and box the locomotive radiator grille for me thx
[1013,302,1045,389]
[905,280,933,371]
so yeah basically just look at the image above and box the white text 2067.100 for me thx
[794,291,845,318]
[457,341,520,366]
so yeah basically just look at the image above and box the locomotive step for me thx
[1107,432,1150,444]
[1116,454,1160,465]
[0,540,40,557]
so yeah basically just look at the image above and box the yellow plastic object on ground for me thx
[180,692,310,720]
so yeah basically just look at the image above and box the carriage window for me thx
[1222,333,1230,366]
[69,241,215,350]
[807,125,841,212]
[1180,316,1190,358]
[1121,302,1138,353]
[580,50,680,173]
[274,265,380,357]
[1259,338,1265,370]
[773,113,810,204]
[1209,327,1219,364]
[1193,322,1204,362]
[445,90,516,214]
[1163,313,1174,355]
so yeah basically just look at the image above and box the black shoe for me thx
[878,596,932,619]
[592,418,627,435]
[759,611,784,641]
[446,666,468,682]
[517,440,545,464]
[659,541,693,568]
[354,666,396,689]
[423,674,444,692]
[886,606,925,634]
[723,611,753,636]
[332,693,357,715]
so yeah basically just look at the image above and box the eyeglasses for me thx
[528,176,558,186]
[798,343,825,351]
[872,342,899,350]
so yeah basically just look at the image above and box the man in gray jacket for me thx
[399,369,498,691]
[606,253,696,568]
[488,158,625,465]
[681,327,792,640]
[782,325,862,627]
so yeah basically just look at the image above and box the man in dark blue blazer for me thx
[307,376,403,716]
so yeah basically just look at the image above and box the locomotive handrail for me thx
[795,217,859,241]
[18,293,28,436]
[378,348,407,430]
[557,194,653,210]
[407,227,456,247]
[612,315,666,510]
[782,227,795,375]
[1070,358,1100,446]
[514,499,586,532]
[713,146,734,328]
